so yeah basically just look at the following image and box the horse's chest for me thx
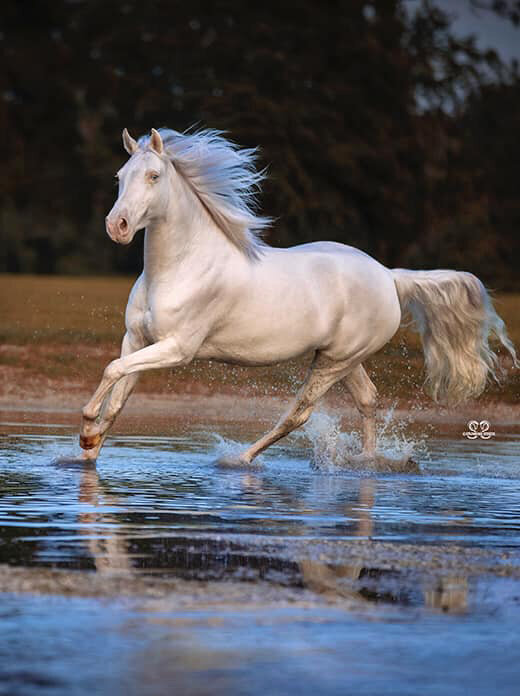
[142,309,160,343]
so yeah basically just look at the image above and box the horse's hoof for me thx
[79,433,101,450]
[373,454,419,473]
[346,452,419,473]
[52,455,97,468]
[215,455,263,470]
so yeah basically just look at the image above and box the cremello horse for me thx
[79,127,517,466]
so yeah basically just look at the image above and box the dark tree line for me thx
[1,0,519,288]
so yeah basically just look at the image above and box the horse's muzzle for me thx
[106,216,132,244]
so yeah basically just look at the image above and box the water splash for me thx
[210,433,264,469]
[376,405,425,463]
[302,411,361,470]
[302,408,428,472]
[212,434,246,462]
[47,434,86,465]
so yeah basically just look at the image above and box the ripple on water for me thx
[1,415,520,572]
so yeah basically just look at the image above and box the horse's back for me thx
[266,241,399,314]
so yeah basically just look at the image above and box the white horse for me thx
[79,127,517,466]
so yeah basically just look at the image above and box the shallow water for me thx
[2,592,520,696]
[1,413,520,695]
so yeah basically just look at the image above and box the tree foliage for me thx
[0,0,518,288]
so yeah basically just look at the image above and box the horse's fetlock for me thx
[82,406,96,421]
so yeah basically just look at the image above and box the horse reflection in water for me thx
[79,127,516,469]
[299,478,468,613]
[75,466,467,613]
[77,465,133,574]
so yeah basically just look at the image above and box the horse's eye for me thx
[150,173,159,182]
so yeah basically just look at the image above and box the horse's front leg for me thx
[79,332,144,459]
[80,336,192,452]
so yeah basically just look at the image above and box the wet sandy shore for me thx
[1,389,519,434]
[1,534,518,604]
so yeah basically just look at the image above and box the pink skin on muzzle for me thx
[105,213,132,244]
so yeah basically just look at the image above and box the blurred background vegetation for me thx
[1,0,519,289]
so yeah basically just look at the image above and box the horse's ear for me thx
[122,128,138,155]
[150,128,164,155]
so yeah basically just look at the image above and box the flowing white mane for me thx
[137,128,271,259]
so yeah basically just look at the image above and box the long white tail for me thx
[392,269,518,404]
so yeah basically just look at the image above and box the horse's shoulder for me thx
[124,273,147,330]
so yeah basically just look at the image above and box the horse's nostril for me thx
[119,217,128,233]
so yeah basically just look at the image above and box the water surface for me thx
[0,415,519,695]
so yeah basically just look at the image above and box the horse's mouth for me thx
[115,233,133,245]
[108,228,134,245]
[116,225,146,244]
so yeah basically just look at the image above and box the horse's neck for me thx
[143,188,241,287]
[143,220,190,280]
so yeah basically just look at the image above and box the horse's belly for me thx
[196,325,321,365]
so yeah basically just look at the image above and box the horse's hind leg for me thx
[223,353,358,467]
[343,365,377,459]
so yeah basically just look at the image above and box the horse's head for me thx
[106,128,172,244]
